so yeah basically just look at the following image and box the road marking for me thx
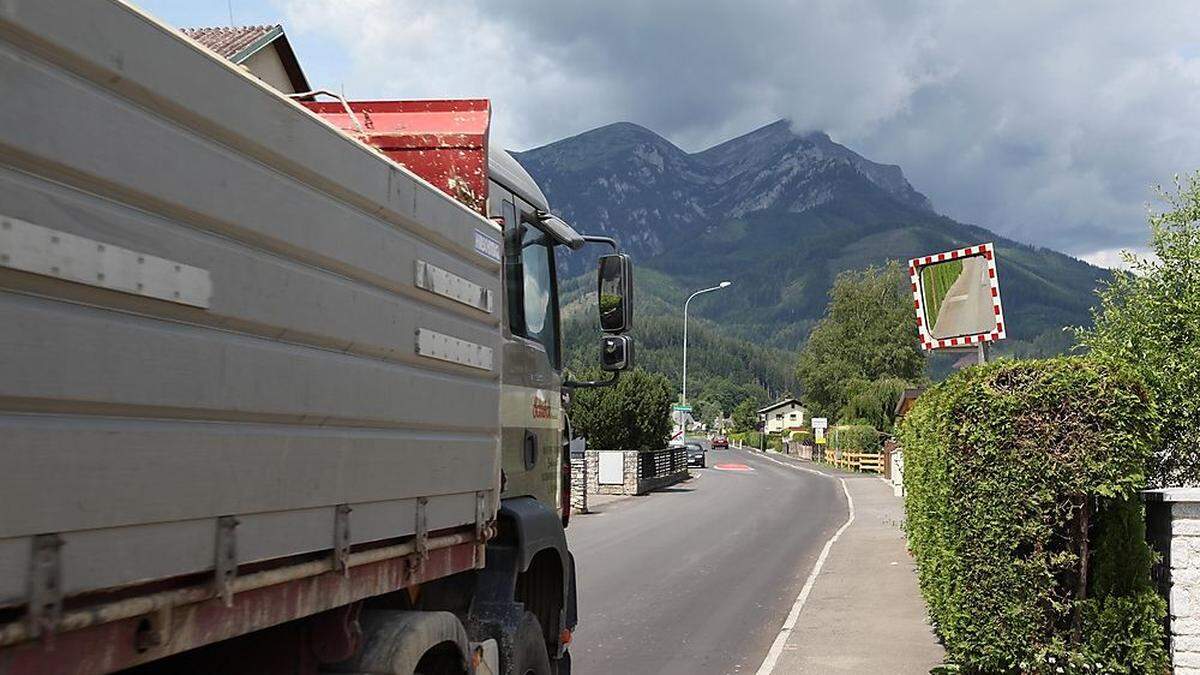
[713,463,752,472]
[752,453,856,675]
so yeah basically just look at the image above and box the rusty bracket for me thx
[27,534,63,642]
[406,497,429,585]
[474,491,490,568]
[134,606,173,652]
[215,516,239,607]
[334,504,352,577]
[474,491,488,541]
[415,497,429,560]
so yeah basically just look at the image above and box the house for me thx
[757,398,807,434]
[894,387,925,421]
[181,25,310,94]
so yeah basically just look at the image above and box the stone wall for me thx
[1145,488,1200,674]
[584,449,687,496]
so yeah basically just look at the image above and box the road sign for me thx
[812,417,828,430]
[672,404,693,412]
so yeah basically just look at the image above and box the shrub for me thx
[570,368,673,451]
[1075,172,1200,487]
[829,424,881,453]
[897,357,1165,673]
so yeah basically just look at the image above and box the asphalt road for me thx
[566,447,846,674]
[931,255,993,338]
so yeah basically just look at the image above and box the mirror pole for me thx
[563,371,620,390]
[976,341,990,364]
[582,235,618,252]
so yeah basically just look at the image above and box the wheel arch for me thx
[473,497,577,661]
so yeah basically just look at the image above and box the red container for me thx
[303,98,491,214]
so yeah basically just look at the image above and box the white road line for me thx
[751,452,856,675]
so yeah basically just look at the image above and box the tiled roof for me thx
[181,25,281,62]
[757,398,803,414]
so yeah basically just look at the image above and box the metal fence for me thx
[638,447,688,480]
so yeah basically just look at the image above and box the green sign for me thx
[672,405,693,412]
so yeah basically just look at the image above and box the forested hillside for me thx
[533,119,1109,417]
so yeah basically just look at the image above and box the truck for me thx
[0,2,634,673]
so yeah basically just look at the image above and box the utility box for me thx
[599,451,625,485]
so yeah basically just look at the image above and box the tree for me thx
[795,261,925,420]
[838,377,910,432]
[1076,172,1200,486]
[697,376,738,415]
[569,368,674,451]
[731,399,759,433]
[691,399,720,428]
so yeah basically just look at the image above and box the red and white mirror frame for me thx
[908,242,1007,351]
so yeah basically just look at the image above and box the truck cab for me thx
[479,149,634,675]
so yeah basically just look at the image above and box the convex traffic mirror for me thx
[909,242,1007,349]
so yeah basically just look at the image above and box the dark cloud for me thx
[281,0,1200,263]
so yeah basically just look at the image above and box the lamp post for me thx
[681,281,732,439]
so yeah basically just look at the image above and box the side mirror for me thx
[600,335,634,372]
[597,253,633,333]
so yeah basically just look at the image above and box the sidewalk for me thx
[766,467,945,673]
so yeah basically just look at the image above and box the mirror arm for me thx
[563,371,620,390]
[582,234,619,252]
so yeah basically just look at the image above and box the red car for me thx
[711,435,729,449]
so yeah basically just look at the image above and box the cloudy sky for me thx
[142,0,1200,266]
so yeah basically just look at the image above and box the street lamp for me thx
[680,281,732,439]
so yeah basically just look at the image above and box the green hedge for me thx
[829,424,881,452]
[729,431,782,450]
[789,429,814,445]
[898,357,1166,673]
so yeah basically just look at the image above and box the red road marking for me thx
[714,463,752,472]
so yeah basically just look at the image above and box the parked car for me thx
[673,441,707,468]
[712,435,730,449]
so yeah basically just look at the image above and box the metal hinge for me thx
[215,516,239,607]
[334,504,352,577]
[27,534,63,641]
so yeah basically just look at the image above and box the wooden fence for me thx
[812,447,885,474]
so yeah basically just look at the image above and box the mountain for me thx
[518,120,933,267]
[515,120,1108,393]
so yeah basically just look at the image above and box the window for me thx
[504,207,561,368]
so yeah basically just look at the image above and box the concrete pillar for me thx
[1145,489,1200,674]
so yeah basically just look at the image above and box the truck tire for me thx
[511,612,552,675]
[323,610,469,675]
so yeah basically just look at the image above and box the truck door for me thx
[497,194,564,508]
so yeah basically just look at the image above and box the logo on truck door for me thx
[532,391,553,420]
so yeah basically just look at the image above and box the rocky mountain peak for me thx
[514,119,935,263]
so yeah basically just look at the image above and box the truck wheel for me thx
[511,612,552,675]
